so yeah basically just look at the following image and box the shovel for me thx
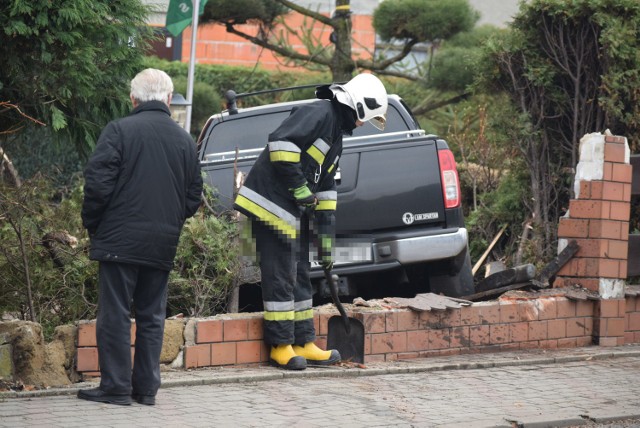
[324,267,365,364]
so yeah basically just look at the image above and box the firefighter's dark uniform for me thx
[234,97,355,346]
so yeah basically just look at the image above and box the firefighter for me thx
[234,73,388,370]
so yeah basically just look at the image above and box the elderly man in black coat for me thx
[78,68,203,406]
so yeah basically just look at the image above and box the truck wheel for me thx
[429,248,474,298]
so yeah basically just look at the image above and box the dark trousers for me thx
[96,261,169,396]
[253,217,315,346]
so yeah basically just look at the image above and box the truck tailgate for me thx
[336,137,443,234]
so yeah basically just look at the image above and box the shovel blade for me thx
[326,315,365,364]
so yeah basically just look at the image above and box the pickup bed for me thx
[197,92,475,298]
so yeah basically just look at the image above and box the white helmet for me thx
[331,73,388,130]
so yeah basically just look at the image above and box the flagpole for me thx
[184,0,199,133]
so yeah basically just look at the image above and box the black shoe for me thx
[132,393,156,406]
[77,388,131,405]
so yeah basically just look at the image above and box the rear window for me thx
[201,101,413,157]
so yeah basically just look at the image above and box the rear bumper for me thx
[310,228,468,278]
[374,227,468,265]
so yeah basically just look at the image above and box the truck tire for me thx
[429,248,474,298]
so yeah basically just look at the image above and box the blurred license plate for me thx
[311,240,372,267]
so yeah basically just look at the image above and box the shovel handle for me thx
[324,268,351,334]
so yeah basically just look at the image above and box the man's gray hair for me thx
[130,68,174,104]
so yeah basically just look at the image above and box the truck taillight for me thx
[438,149,460,209]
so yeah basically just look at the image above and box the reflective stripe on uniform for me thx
[328,155,339,173]
[264,311,295,321]
[269,140,301,163]
[306,138,330,165]
[265,300,295,311]
[236,187,298,239]
[294,309,314,321]
[294,299,313,311]
[315,190,337,211]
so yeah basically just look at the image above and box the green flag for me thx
[166,0,208,37]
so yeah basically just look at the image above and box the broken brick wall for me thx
[556,133,632,296]
[74,293,640,379]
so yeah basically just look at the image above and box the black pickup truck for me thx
[196,90,474,298]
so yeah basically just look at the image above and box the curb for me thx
[2,347,640,400]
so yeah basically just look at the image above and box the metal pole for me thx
[184,0,199,133]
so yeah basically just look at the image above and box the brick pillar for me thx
[555,133,631,346]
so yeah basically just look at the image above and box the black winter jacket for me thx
[82,101,203,271]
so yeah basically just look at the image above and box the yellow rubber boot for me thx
[269,344,306,370]
[292,342,341,366]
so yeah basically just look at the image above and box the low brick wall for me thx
[74,294,640,378]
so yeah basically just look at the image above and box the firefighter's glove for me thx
[292,185,317,208]
[319,234,334,271]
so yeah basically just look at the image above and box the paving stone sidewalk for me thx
[1,345,640,427]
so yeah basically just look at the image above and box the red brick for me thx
[589,219,624,240]
[318,312,331,336]
[211,342,237,366]
[569,199,610,219]
[397,310,420,331]
[558,218,589,238]
[371,332,407,354]
[184,344,211,368]
[604,162,613,181]
[635,331,640,343]
[396,352,419,360]
[435,309,462,328]
[529,321,548,340]
[77,322,97,347]
[580,180,603,199]
[556,298,576,318]
[598,299,622,317]
[624,183,632,201]
[577,336,594,347]
[476,303,500,325]
[247,317,263,340]
[547,319,567,339]
[364,334,371,355]
[499,302,519,323]
[223,319,248,341]
[566,318,586,337]
[460,305,480,325]
[604,143,626,163]
[619,299,628,317]
[518,301,538,322]
[236,341,262,364]
[450,326,470,348]
[385,311,398,332]
[598,336,619,346]
[520,341,540,349]
[574,239,607,258]
[583,257,620,278]
[557,337,577,348]
[196,320,222,343]
[429,328,451,350]
[539,339,558,349]
[603,181,626,201]
[610,201,631,221]
[76,347,99,372]
[489,324,509,344]
[557,259,582,277]
[509,322,528,342]
[604,135,626,144]
[357,312,386,334]
[625,332,635,344]
[628,313,640,331]
[536,299,557,320]
[606,239,628,259]
[625,297,635,313]
[607,318,625,336]
[364,354,385,364]
[407,330,429,352]
[315,336,327,350]
[469,325,490,346]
